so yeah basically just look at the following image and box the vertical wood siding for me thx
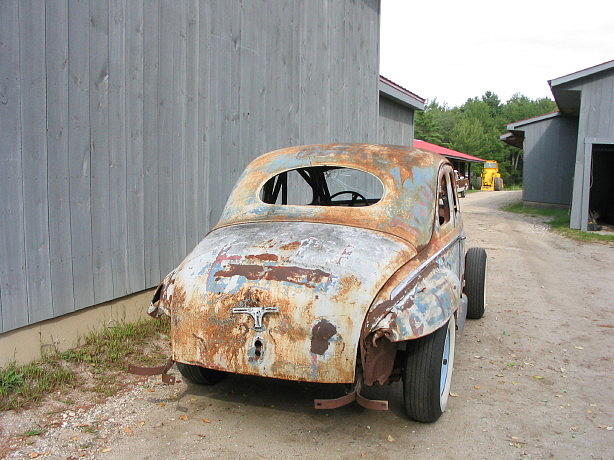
[0,0,382,332]
[521,117,578,205]
[566,70,614,228]
[378,96,414,146]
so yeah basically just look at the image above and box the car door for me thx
[435,166,463,301]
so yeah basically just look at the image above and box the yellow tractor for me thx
[480,160,504,191]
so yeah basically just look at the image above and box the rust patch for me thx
[271,316,308,343]
[310,320,337,355]
[280,241,301,251]
[171,282,187,310]
[332,275,361,302]
[361,335,397,386]
[214,264,331,289]
[245,253,279,262]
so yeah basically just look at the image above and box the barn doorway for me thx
[589,143,614,228]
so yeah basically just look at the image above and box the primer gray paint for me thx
[0,0,381,332]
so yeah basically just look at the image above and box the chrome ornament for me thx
[232,306,279,331]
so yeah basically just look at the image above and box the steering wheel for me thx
[329,190,368,206]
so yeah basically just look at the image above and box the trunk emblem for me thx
[232,306,279,331]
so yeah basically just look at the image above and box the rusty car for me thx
[141,144,487,423]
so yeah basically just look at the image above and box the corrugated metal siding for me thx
[378,95,414,146]
[521,116,578,205]
[0,0,381,333]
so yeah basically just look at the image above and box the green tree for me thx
[413,91,557,186]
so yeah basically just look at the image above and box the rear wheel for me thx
[176,362,227,385]
[402,315,456,423]
[465,247,487,319]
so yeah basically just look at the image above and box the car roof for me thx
[215,144,449,249]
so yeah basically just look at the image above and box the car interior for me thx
[260,166,383,207]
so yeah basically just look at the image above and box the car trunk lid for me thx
[169,221,415,383]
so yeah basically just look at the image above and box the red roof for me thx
[413,140,486,163]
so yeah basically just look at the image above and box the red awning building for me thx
[414,140,485,185]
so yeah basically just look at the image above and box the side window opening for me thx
[451,171,460,214]
[260,166,383,207]
[445,171,457,225]
[438,172,451,226]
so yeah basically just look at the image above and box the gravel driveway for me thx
[3,190,613,459]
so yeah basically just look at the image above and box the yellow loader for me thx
[480,160,504,191]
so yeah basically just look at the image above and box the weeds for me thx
[0,361,77,411]
[59,318,170,369]
[503,202,614,244]
[22,428,45,437]
[0,317,170,411]
[78,425,99,435]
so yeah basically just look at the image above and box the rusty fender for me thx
[360,235,462,386]
[148,269,175,319]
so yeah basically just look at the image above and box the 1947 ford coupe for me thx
[143,144,487,423]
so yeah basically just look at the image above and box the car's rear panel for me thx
[167,222,415,383]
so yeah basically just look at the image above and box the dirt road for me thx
[4,191,614,459]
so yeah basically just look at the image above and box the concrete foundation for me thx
[0,288,155,367]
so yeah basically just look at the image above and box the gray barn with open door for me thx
[502,60,614,231]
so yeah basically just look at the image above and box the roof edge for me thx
[413,139,486,163]
[500,131,524,149]
[548,59,614,87]
[505,111,560,130]
[379,75,426,111]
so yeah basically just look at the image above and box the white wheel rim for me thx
[439,315,456,411]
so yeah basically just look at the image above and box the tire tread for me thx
[465,247,487,319]
[176,362,226,385]
[403,324,447,423]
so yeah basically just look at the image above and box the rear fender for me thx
[360,249,460,386]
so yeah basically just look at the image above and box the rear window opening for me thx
[260,166,383,207]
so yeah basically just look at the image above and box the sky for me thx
[380,0,614,107]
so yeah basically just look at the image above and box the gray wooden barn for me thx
[501,60,614,231]
[0,0,423,353]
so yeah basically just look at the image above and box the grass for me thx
[0,360,76,411]
[22,428,45,437]
[0,317,170,411]
[502,202,614,244]
[58,318,170,368]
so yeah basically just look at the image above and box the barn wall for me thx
[378,95,414,146]
[520,116,578,205]
[564,69,614,228]
[0,0,381,332]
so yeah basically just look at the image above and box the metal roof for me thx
[379,76,426,111]
[217,143,445,249]
[548,59,614,87]
[501,111,562,148]
[505,111,561,130]
[413,139,485,163]
[549,60,614,115]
